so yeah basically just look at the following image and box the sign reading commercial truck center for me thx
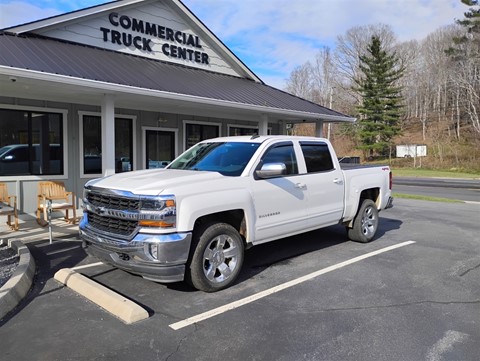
[101,12,209,65]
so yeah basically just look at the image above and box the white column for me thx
[315,120,324,138]
[101,94,116,176]
[258,114,268,135]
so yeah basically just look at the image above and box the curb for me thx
[54,268,149,324]
[0,239,36,320]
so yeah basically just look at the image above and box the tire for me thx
[348,199,379,243]
[186,222,244,292]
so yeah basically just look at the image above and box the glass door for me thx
[145,130,175,169]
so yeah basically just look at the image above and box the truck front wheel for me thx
[348,199,379,243]
[187,222,244,292]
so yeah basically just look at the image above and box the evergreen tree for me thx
[354,36,404,158]
[457,0,479,38]
[447,0,479,60]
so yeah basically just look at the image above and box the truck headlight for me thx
[139,196,176,228]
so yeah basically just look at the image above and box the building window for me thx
[81,114,134,176]
[115,118,133,173]
[82,115,102,174]
[229,126,257,136]
[185,122,220,149]
[0,108,64,176]
[228,125,271,136]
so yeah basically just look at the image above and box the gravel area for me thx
[0,245,19,288]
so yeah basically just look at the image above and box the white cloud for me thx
[0,0,110,28]
[0,1,59,28]
[185,0,466,87]
[0,0,468,88]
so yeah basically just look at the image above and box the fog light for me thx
[118,253,130,261]
[149,244,158,260]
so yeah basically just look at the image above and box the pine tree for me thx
[457,0,479,37]
[354,36,404,158]
[447,0,480,60]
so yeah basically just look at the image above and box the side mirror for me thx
[255,162,286,179]
[1,155,14,161]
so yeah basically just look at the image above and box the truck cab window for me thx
[261,143,298,175]
[300,142,334,173]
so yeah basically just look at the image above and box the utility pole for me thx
[327,87,333,140]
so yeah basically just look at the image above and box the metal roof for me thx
[0,32,353,121]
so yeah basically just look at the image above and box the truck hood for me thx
[86,169,225,196]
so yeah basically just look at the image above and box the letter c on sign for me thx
[109,12,119,26]
[133,36,142,50]
[162,43,170,55]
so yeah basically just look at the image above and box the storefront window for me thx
[228,126,271,136]
[83,115,102,174]
[0,108,63,176]
[185,123,219,149]
[146,130,175,169]
[229,126,258,136]
[115,118,133,173]
[82,115,133,175]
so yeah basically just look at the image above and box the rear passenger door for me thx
[300,141,344,228]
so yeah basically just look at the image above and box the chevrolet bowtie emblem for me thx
[96,206,106,215]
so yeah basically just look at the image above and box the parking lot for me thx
[1,198,479,361]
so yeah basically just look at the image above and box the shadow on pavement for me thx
[0,237,87,325]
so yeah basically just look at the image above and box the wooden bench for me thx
[37,181,76,226]
[0,182,19,231]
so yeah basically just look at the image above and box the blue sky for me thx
[0,0,467,89]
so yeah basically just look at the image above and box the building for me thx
[0,0,355,216]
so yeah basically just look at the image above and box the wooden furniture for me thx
[0,182,19,231]
[37,181,76,226]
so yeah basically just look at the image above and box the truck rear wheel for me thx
[187,222,244,292]
[348,199,379,243]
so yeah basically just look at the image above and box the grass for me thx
[393,193,463,203]
[391,168,480,179]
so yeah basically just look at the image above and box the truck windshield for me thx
[168,142,260,176]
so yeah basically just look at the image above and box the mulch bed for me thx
[0,245,19,288]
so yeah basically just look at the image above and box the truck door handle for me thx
[295,182,307,189]
[333,178,344,185]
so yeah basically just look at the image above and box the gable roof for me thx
[0,0,355,122]
[2,0,262,82]
[0,32,353,122]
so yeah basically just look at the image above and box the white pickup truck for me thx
[80,136,393,292]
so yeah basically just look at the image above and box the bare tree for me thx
[309,46,335,106]
[285,63,314,101]
[334,24,397,94]
[283,16,478,168]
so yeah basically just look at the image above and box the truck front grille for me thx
[87,211,138,238]
[87,192,140,211]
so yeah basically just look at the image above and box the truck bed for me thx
[340,163,389,170]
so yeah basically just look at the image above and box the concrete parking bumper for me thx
[54,267,149,324]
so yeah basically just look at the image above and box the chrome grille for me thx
[87,192,140,211]
[87,211,138,237]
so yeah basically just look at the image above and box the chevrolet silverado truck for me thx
[80,136,393,292]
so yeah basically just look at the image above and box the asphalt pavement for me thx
[393,176,480,202]
[0,198,479,361]
[394,176,480,189]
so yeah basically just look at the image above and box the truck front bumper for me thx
[79,217,192,283]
